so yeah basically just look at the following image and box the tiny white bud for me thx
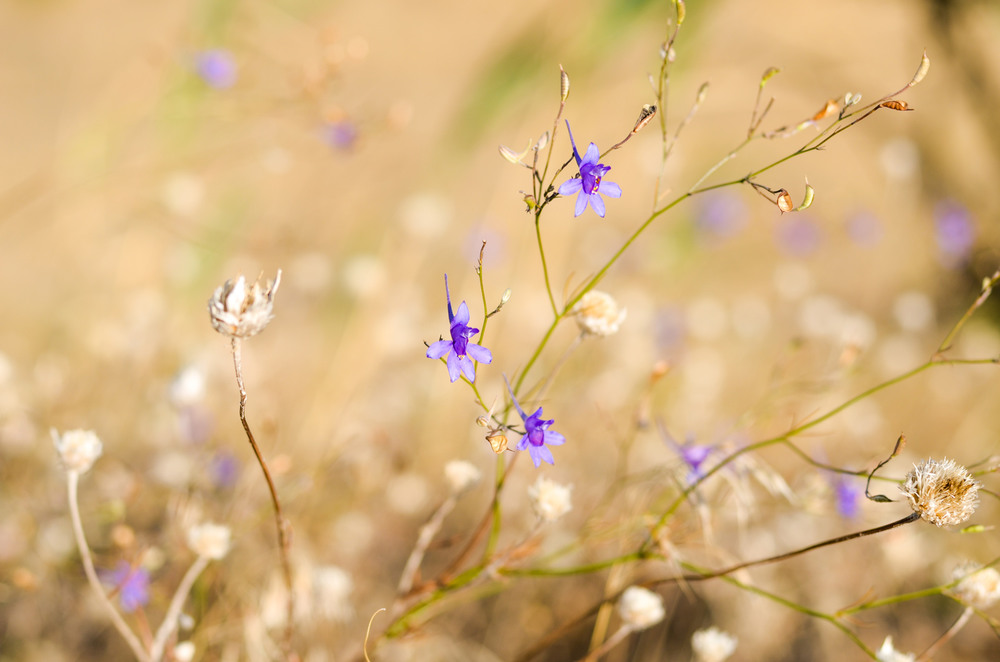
[52,428,103,475]
[444,460,482,494]
[187,522,232,560]
[617,586,664,630]
[528,476,572,522]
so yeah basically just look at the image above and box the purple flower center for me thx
[450,321,477,357]
[524,412,549,446]
[581,162,608,195]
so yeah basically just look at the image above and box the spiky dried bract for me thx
[208,271,281,339]
[691,626,738,662]
[572,290,627,337]
[617,586,664,631]
[899,458,980,527]
[952,562,1000,609]
[187,522,232,560]
[52,428,103,474]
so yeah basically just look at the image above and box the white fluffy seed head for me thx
[187,522,232,560]
[51,428,103,475]
[617,586,665,631]
[444,460,481,495]
[572,290,627,337]
[528,476,572,523]
[899,458,980,527]
[692,626,738,662]
[952,562,1000,609]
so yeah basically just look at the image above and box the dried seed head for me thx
[52,428,103,474]
[899,458,981,527]
[691,626,738,662]
[572,290,627,337]
[952,562,1000,609]
[618,586,665,631]
[208,271,281,339]
[444,460,482,494]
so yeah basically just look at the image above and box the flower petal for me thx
[454,301,471,325]
[531,444,555,467]
[515,433,531,451]
[467,343,493,364]
[446,352,462,382]
[426,339,452,359]
[574,192,590,217]
[590,193,606,217]
[544,430,567,446]
[458,355,477,382]
[599,181,622,198]
[559,178,582,196]
[582,143,600,166]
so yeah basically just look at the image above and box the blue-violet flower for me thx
[557,121,621,218]
[99,561,150,613]
[505,376,566,467]
[426,275,493,382]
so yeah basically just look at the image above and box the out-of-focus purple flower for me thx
[833,476,862,519]
[934,200,975,266]
[99,561,150,613]
[426,275,493,382]
[505,376,566,468]
[557,121,621,218]
[663,429,713,483]
[695,192,747,242]
[845,210,884,247]
[775,215,822,256]
[210,450,240,489]
[323,120,358,151]
[195,49,237,89]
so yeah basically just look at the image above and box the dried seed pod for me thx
[795,181,815,211]
[879,100,911,111]
[910,50,930,86]
[559,65,570,103]
[632,104,657,133]
[487,430,508,454]
[811,98,840,121]
[776,189,794,213]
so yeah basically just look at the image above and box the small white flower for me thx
[187,522,232,560]
[208,271,281,339]
[572,290,627,337]
[952,562,1000,609]
[876,636,915,662]
[444,460,481,494]
[528,476,572,523]
[617,586,664,631]
[692,626,738,662]
[173,641,196,662]
[51,428,103,474]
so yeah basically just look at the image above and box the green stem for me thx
[535,212,558,316]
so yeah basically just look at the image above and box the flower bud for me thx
[910,50,930,87]
[559,66,570,103]
[208,271,281,339]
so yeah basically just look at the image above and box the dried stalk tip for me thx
[760,67,781,87]
[208,270,281,339]
[632,104,658,133]
[559,65,570,103]
[899,458,981,527]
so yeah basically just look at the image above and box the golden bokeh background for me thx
[1,0,999,660]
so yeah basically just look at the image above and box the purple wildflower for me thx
[195,49,237,89]
[323,120,358,151]
[557,121,621,218]
[833,476,862,519]
[775,214,822,256]
[99,561,150,613]
[696,192,748,242]
[505,376,566,467]
[845,210,883,246]
[934,199,975,266]
[426,275,493,382]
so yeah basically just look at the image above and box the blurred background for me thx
[0,0,998,660]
